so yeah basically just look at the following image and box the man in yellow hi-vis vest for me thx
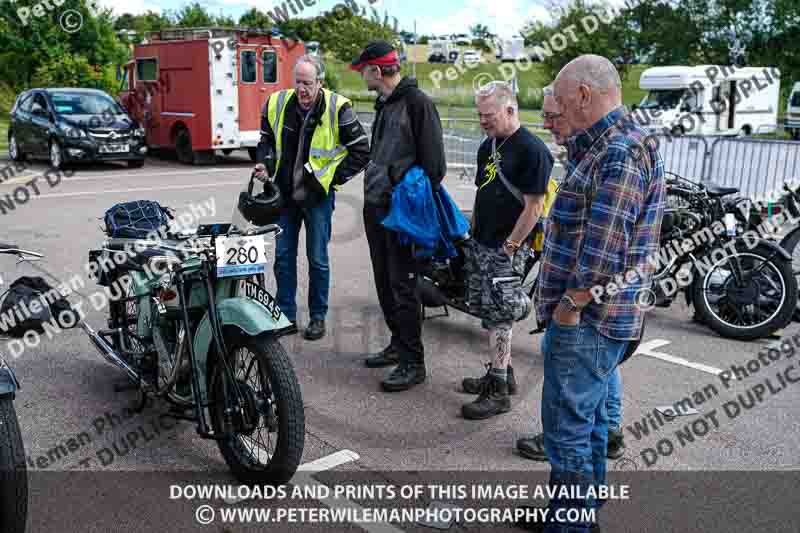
[254,54,370,341]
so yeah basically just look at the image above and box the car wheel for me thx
[8,132,24,162]
[127,160,144,168]
[49,140,63,170]
[222,148,234,156]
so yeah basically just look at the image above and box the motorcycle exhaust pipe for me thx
[80,322,141,384]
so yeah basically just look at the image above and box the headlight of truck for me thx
[134,128,146,138]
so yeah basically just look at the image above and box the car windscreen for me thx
[791,91,800,108]
[49,92,123,116]
[639,89,686,110]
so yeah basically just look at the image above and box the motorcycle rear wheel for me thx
[0,398,27,533]
[209,333,304,486]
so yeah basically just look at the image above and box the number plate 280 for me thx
[215,235,267,278]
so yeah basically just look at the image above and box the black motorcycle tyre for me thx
[692,243,797,340]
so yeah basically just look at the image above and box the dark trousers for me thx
[363,205,424,365]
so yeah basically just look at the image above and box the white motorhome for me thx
[784,82,800,140]
[636,65,780,136]
[495,36,526,62]
[428,39,458,63]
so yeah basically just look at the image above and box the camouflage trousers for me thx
[463,239,532,329]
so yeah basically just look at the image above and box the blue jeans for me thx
[274,193,335,322]
[541,321,629,532]
[607,367,622,432]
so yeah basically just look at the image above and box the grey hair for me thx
[475,80,518,112]
[558,55,621,93]
[295,54,325,81]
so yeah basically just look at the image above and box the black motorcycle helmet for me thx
[237,172,283,226]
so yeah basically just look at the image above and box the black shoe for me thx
[462,363,517,395]
[514,506,601,532]
[365,345,400,368]
[518,430,626,461]
[462,374,510,420]
[607,428,626,459]
[303,319,325,341]
[380,363,426,392]
[276,320,298,337]
[517,433,548,462]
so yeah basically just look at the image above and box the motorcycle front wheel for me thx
[209,332,305,486]
[692,243,797,340]
[0,397,27,533]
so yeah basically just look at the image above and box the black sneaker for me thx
[303,319,325,341]
[462,374,510,420]
[518,430,626,461]
[607,428,626,459]
[380,363,426,392]
[365,345,400,368]
[462,363,517,395]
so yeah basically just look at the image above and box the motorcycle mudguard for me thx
[0,367,20,397]
[192,297,292,404]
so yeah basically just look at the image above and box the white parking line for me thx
[30,181,242,199]
[635,339,724,376]
[224,449,403,533]
[0,166,245,187]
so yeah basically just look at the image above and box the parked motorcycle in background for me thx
[0,243,36,533]
[653,173,797,340]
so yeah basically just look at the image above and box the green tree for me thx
[469,23,495,52]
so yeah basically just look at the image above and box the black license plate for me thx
[240,280,281,321]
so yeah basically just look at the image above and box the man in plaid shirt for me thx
[519,55,665,532]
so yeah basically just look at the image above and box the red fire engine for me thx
[119,27,306,164]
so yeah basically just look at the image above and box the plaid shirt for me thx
[535,106,666,340]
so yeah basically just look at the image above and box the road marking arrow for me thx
[635,339,723,376]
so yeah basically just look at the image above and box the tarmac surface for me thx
[1,151,798,532]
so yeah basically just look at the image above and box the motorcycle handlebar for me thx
[0,247,43,258]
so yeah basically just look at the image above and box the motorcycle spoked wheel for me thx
[209,333,304,486]
[0,397,28,533]
[692,244,798,340]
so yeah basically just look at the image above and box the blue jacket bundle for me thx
[381,166,470,258]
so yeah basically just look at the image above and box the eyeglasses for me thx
[542,111,563,121]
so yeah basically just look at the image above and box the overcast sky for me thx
[99,0,624,38]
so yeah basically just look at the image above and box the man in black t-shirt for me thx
[461,81,554,421]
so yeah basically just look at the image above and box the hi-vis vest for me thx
[267,88,349,194]
[532,177,559,252]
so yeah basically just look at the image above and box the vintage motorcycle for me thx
[83,174,305,485]
[0,243,35,533]
[653,173,797,340]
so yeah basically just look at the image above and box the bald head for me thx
[553,55,623,130]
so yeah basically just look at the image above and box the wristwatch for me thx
[559,294,580,313]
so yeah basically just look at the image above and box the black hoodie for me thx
[364,77,447,207]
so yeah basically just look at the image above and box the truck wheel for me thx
[127,160,145,168]
[175,128,194,165]
[247,148,258,163]
[222,149,234,156]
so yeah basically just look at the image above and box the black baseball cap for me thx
[349,41,399,71]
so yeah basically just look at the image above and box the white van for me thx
[785,82,800,140]
[636,65,780,136]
